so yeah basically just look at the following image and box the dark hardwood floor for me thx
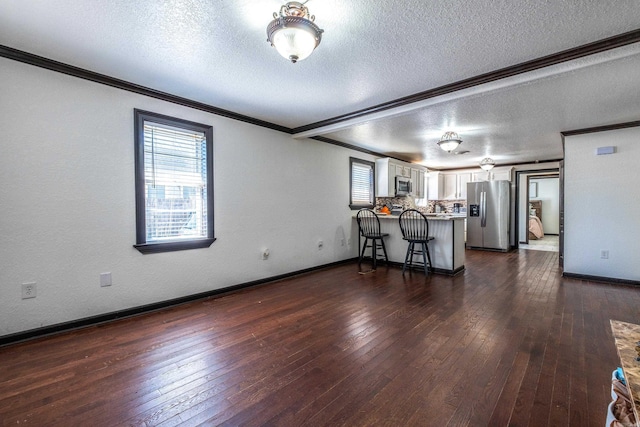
[1,249,638,426]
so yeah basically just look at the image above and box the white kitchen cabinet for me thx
[458,172,471,200]
[376,158,426,197]
[427,172,444,200]
[492,167,512,181]
[411,168,426,198]
[472,171,489,182]
[443,172,471,200]
[473,166,512,182]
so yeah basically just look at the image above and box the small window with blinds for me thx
[349,157,375,210]
[133,110,215,253]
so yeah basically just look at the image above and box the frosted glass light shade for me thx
[270,23,319,63]
[437,131,462,152]
[480,158,496,171]
[267,3,323,64]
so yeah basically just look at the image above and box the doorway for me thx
[515,170,560,252]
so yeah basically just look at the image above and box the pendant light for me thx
[267,2,324,63]
[480,158,496,171]
[437,131,462,152]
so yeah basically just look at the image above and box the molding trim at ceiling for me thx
[310,135,403,161]
[292,28,640,135]
[0,44,422,163]
[561,120,640,136]
[435,159,563,172]
[0,44,291,134]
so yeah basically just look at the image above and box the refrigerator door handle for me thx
[481,191,487,227]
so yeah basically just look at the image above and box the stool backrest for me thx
[356,209,382,236]
[398,209,429,240]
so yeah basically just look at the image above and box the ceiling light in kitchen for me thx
[480,157,496,170]
[267,1,324,63]
[437,131,462,152]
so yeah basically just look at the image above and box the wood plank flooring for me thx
[1,249,639,426]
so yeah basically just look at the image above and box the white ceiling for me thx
[1,0,639,169]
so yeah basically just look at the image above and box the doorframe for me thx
[514,168,560,250]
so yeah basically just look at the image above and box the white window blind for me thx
[351,161,374,206]
[143,121,208,242]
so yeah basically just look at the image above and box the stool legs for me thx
[359,237,389,270]
[402,241,432,275]
[358,237,369,266]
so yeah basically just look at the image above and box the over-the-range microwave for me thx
[395,175,412,196]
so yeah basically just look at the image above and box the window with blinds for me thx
[350,157,375,209]
[134,110,215,253]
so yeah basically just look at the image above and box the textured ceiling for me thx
[0,0,639,168]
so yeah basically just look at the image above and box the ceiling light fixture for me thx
[437,131,462,153]
[480,158,496,171]
[267,1,323,63]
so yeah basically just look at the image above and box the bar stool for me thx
[398,209,434,275]
[356,209,389,270]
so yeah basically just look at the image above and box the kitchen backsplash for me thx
[428,199,467,213]
[375,196,416,211]
[376,197,467,214]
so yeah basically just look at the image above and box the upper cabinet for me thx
[428,167,512,201]
[376,158,427,198]
[411,167,426,199]
[427,172,444,200]
[472,166,513,182]
[442,172,471,200]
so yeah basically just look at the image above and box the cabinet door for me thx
[473,171,489,182]
[403,166,412,178]
[395,164,404,178]
[427,172,443,200]
[410,168,419,196]
[443,173,458,199]
[492,169,511,181]
[458,173,471,200]
[411,168,426,198]
[417,170,425,198]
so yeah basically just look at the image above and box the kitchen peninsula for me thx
[354,213,465,275]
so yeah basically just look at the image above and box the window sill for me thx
[350,204,374,210]
[134,238,216,254]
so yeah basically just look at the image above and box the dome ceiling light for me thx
[480,158,496,171]
[267,1,324,63]
[437,131,462,153]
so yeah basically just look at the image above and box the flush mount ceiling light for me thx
[480,157,496,171]
[437,131,462,153]
[267,1,324,63]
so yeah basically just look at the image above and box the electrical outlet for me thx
[22,282,37,299]
[600,250,609,259]
[262,248,270,260]
[100,272,112,287]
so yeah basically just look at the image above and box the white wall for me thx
[530,177,559,234]
[0,58,368,337]
[564,127,640,281]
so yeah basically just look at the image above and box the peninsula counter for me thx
[354,214,465,275]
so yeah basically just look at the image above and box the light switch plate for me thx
[100,272,112,287]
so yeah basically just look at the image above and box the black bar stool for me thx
[356,209,389,270]
[398,209,434,275]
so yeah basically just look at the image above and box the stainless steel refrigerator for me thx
[466,180,510,251]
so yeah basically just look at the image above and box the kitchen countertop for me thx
[353,212,466,220]
[370,213,467,221]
